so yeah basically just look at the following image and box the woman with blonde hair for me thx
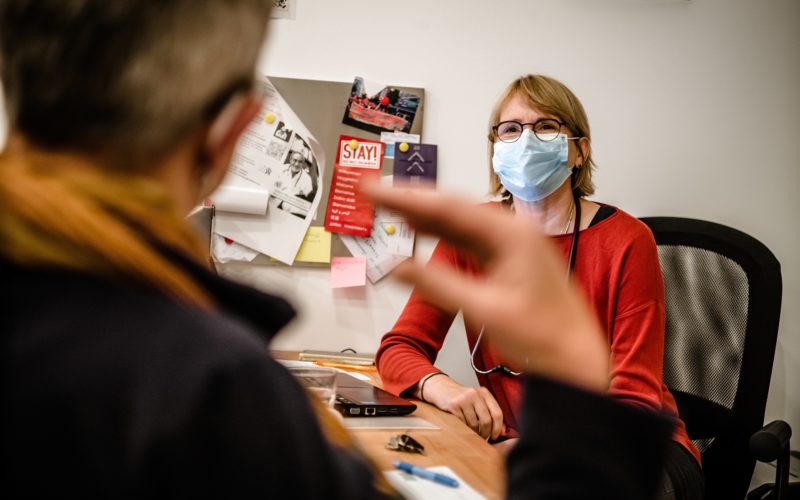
[377,74,703,499]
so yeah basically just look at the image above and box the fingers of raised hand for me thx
[363,184,513,261]
[392,261,498,318]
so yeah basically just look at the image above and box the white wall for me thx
[247,0,800,448]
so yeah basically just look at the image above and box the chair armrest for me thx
[748,420,793,500]
[750,420,792,462]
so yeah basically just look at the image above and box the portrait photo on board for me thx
[272,134,319,219]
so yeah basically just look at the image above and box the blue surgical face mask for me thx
[492,129,572,202]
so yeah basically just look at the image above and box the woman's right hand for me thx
[420,374,505,440]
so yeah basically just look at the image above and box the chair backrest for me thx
[640,217,782,500]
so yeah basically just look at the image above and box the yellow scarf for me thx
[0,151,214,308]
[0,150,398,497]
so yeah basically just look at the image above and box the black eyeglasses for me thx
[470,326,525,376]
[492,119,564,143]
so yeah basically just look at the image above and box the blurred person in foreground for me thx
[0,1,671,498]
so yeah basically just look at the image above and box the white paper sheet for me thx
[374,207,415,257]
[340,235,406,283]
[380,131,420,159]
[384,466,485,500]
[339,204,414,283]
[213,75,326,265]
[211,234,259,264]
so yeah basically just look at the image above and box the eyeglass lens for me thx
[495,119,561,142]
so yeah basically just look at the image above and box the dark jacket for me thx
[1,255,671,499]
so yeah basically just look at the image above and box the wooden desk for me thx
[273,351,505,499]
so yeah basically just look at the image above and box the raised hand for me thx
[363,184,609,393]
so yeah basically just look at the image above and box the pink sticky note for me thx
[330,256,367,288]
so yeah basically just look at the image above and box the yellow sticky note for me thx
[295,227,332,263]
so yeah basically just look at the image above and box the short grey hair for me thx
[0,0,272,169]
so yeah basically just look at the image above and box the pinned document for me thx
[339,196,415,283]
[330,256,367,288]
[381,131,420,159]
[295,227,331,263]
[210,234,259,264]
[324,135,384,238]
[342,76,422,135]
[394,143,437,185]
[213,75,326,265]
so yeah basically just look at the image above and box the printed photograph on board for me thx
[273,121,292,142]
[342,76,421,135]
[270,133,319,219]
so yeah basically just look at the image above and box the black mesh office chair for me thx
[640,217,794,500]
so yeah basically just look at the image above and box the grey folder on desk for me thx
[334,371,417,417]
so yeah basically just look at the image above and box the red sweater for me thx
[376,205,700,465]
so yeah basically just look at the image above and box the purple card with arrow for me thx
[393,143,437,186]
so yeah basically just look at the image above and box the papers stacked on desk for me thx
[385,466,485,500]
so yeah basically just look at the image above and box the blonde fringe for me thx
[0,153,214,309]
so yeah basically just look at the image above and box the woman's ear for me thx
[576,137,590,167]
[197,93,263,199]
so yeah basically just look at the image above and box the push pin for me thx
[348,139,359,151]
[384,224,396,235]
[265,113,276,124]
[398,142,410,153]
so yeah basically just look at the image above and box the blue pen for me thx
[393,460,459,488]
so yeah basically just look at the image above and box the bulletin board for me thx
[246,75,425,267]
